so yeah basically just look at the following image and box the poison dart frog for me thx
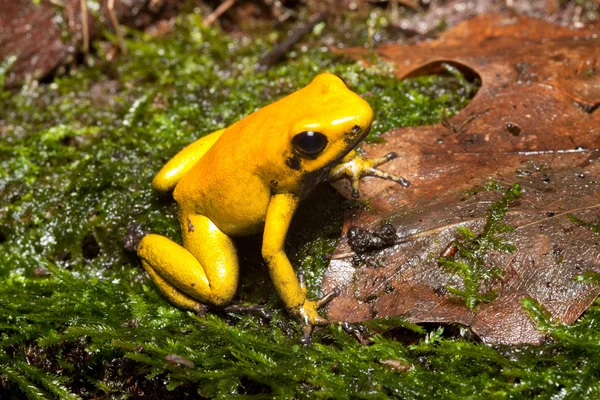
[137,73,409,337]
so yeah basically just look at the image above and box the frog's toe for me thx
[223,303,273,321]
[363,152,410,187]
[300,324,315,345]
[366,167,410,187]
[370,151,398,167]
[298,315,329,345]
[295,288,341,344]
[339,321,370,343]
[317,287,340,308]
[350,176,361,199]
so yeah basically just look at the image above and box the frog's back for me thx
[173,132,272,237]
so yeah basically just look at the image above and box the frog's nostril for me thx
[345,124,370,147]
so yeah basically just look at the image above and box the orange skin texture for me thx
[137,73,400,326]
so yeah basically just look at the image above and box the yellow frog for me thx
[137,73,408,336]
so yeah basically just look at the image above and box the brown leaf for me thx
[381,0,598,38]
[0,0,183,88]
[324,14,600,345]
[0,0,72,88]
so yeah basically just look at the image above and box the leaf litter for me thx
[324,14,600,345]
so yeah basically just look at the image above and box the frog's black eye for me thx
[292,131,328,157]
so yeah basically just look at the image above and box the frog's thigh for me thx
[138,215,239,308]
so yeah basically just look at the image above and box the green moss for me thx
[568,214,600,284]
[0,55,16,95]
[1,11,599,399]
[439,181,521,310]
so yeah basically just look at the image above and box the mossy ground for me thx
[1,10,600,399]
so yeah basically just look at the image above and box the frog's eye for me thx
[292,131,328,157]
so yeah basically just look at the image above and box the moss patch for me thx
[2,11,599,399]
[439,181,521,310]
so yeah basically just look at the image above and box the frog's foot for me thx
[223,303,273,321]
[338,321,369,343]
[330,152,410,198]
[295,271,340,345]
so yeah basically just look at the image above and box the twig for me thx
[573,5,584,28]
[80,0,89,54]
[257,11,329,71]
[108,0,127,54]
[203,0,237,27]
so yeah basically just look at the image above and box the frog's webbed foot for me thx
[330,152,410,199]
[296,271,340,345]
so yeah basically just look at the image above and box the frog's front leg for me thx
[329,150,410,198]
[137,213,239,311]
[262,194,337,338]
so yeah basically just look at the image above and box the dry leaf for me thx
[324,14,600,345]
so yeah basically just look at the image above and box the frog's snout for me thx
[345,123,371,147]
[353,103,373,142]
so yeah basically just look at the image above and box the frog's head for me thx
[283,73,373,177]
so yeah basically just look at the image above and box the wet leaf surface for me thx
[324,14,600,345]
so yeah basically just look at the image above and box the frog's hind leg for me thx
[137,214,239,310]
[142,260,207,313]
